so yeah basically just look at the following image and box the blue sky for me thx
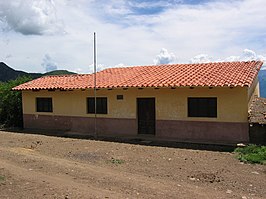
[0,0,265,73]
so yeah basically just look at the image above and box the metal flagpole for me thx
[93,32,97,139]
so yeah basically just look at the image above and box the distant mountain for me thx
[0,62,41,82]
[0,62,76,82]
[45,70,76,76]
[259,70,266,97]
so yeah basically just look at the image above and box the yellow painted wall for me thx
[248,76,259,107]
[22,86,249,123]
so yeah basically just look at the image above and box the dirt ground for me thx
[0,130,265,199]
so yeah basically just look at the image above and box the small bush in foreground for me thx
[109,158,125,165]
[0,175,5,182]
[234,144,266,164]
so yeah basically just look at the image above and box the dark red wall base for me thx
[23,114,136,136]
[156,120,249,143]
[23,114,249,143]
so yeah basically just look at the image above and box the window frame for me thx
[36,97,53,113]
[87,97,108,114]
[187,97,217,118]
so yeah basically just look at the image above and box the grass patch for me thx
[0,175,5,182]
[234,144,266,164]
[109,158,125,165]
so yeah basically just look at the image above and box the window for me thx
[36,98,53,112]
[188,97,217,118]
[117,95,123,100]
[87,97,107,114]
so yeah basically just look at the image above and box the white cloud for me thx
[5,54,12,59]
[0,0,64,35]
[86,63,108,73]
[0,0,265,73]
[190,49,265,65]
[103,0,131,16]
[113,63,126,68]
[86,63,126,73]
[225,49,266,62]
[190,54,213,64]
[41,54,58,72]
[153,48,176,65]
[224,55,241,62]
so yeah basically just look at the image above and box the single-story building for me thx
[13,61,263,144]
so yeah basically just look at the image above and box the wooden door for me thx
[137,98,155,135]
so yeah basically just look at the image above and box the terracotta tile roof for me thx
[13,61,263,91]
[249,96,266,124]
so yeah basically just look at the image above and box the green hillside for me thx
[0,62,76,82]
[44,70,76,76]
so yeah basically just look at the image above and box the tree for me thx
[0,76,31,128]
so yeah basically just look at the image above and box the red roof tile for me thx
[13,61,263,91]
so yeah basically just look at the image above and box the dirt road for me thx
[0,130,265,199]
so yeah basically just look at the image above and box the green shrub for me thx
[0,76,31,128]
[234,144,266,164]
[0,175,5,182]
[109,158,125,165]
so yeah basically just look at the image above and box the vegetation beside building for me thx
[234,144,266,164]
[0,76,31,128]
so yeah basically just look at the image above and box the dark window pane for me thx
[36,98,53,112]
[87,98,95,114]
[87,97,107,114]
[117,95,123,100]
[188,97,217,118]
